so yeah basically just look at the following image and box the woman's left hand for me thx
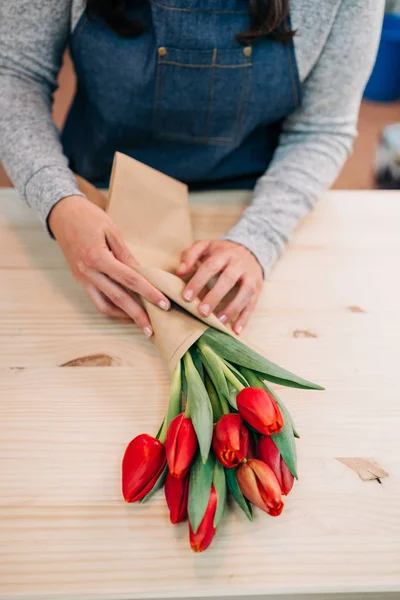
[176,240,263,334]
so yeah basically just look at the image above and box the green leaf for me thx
[158,360,182,443]
[190,345,204,381]
[197,342,230,399]
[183,351,213,463]
[254,372,317,391]
[188,452,215,533]
[240,368,299,478]
[155,420,164,441]
[213,459,227,528]
[140,464,168,503]
[225,467,252,521]
[227,383,239,410]
[205,374,223,422]
[201,329,324,391]
[272,391,300,439]
[272,425,298,479]
[181,363,188,404]
[222,359,249,388]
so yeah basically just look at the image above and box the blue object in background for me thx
[364,13,400,102]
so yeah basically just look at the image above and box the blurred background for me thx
[1,0,400,191]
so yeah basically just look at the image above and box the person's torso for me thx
[62,0,303,187]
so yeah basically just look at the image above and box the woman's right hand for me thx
[48,195,170,337]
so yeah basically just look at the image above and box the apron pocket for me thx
[153,46,252,146]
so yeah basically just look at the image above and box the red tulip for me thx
[236,387,284,435]
[257,435,294,496]
[189,486,217,553]
[212,414,249,468]
[237,458,284,516]
[122,434,166,502]
[165,471,189,524]
[166,413,198,478]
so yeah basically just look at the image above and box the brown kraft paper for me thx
[80,152,232,373]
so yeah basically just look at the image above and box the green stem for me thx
[205,374,223,422]
[220,361,245,392]
[158,360,182,443]
[218,390,231,415]
[183,351,196,418]
[240,366,264,389]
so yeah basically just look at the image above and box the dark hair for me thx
[87,0,295,44]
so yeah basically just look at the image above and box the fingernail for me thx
[159,300,170,311]
[235,324,243,335]
[200,303,210,316]
[177,262,186,273]
[184,290,193,301]
[219,314,227,323]
[143,326,153,338]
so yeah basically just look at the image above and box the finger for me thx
[82,282,128,319]
[177,240,210,275]
[183,254,228,302]
[93,249,170,312]
[198,267,241,317]
[217,281,257,329]
[106,228,139,268]
[233,296,258,334]
[86,270,153,337]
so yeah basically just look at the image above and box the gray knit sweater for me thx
[0,0,384,274]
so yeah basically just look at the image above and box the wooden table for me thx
[1,189,400,600]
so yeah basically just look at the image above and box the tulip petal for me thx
[250,459,284,516]
[237,387,284,436]
[165,472,189,524]
[166,414,198,478]
[140,464,168,504]
[257,436,283,489]
[281,461,295,496]
[189,486,217,553]
[213,414,249,468]
[238,372,298,479]
[237,459,284,517]
[237,462,261,507]
[122,434,167,502]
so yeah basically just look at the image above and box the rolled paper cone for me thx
[98,152,231,372]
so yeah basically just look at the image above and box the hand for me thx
[49,195,170,336]
[176,239,263,334]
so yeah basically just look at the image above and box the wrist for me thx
[48,195,87,238]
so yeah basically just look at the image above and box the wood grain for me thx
[0,189,400,600]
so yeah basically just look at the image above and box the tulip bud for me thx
[237,458,284,516]
[165,471,189,524]
[166,413,198,478]
[122,434,166,502]
[257,435,294,496]
[189,486,217,552]
[236,387,284,435]
[212,414,249,468]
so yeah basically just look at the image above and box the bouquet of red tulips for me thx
[122,328,322,552]
[83,152,323,552]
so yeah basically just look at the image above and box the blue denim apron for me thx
[62,0,301,189]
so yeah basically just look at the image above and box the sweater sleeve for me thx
[0,0,84,229]
[224,0,385,275]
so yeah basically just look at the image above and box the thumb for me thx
[176,240,210,275]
